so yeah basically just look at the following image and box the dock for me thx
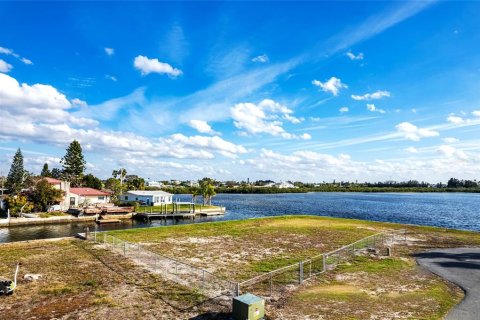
[134,212,196,222]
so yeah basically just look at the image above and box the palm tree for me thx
[204,184,216,205]
[190,186,200,204]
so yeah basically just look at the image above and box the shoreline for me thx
[0,213,133,228]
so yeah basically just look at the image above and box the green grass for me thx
[38,211,68,218]
[337,256,412,274]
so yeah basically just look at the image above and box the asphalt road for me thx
[416,248,480,320]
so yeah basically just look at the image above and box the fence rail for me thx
[90,228,407,300]
[238,229,407,297]
[92,232,239,298]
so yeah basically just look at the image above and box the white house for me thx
[68,188,111,207]
[120,190,173,206]
[146,180,163,188]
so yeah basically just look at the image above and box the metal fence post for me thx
[269,274,273,296]
[299,261,304,284]
[123,241,126,256]
[404,229,407,242]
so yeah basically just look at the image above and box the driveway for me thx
[416,248,480,320]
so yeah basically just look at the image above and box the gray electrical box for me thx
[232,293,265,320]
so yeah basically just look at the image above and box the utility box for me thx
[232,293,265,320]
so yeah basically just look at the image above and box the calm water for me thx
[1,192,479,243]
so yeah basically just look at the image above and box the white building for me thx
[146,180,163,188]
[120,190,173,206]
[45,178,111,209]
[68,188,111,207]
[277,182,296,189]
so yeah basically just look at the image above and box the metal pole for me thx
[299,261,303,284]
[269,274,273,296]
[123,241,126,256]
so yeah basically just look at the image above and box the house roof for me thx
[124,190,173,196]
[70,188,110,196]
[44,177,62,184]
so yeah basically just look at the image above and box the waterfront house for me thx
[68,188,111,207]
[120,190,173,206]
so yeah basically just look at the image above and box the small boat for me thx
[0,263,19,296]
[96,218,121,224]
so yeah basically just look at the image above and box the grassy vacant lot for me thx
[1,215,480,319]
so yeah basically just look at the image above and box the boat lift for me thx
[0,263,19,296]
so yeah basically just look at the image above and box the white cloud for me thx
[472,110,480,117]
[405,147,418,153]
[351,90,390,101]
[0,73,247,161]
[346,51,364,60]
[366,103,385,114]
[339,107,349,113]
[395,122,439,141]
[447,115,464,124]
[312,77,347,96]
[133,55,182,77]
[188,120,217,135]
[0,59,13,73]
[104,47,115,56]
[437,145,467,160]
[0,45,33,65]
[105,75,118,82]
[71,98,87,108]
[231,99,310,140]
[252,54,269,63]
[20,57,33,65]
[443,137,459,144]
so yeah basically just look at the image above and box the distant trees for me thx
[112,168,127,187]
[51,168,62,179]
[6,149,26,195]
[127,177,145,190]
[447,178,478,189]
[40,163,51,177]
[61,140,86,187]
[82,174,103,190]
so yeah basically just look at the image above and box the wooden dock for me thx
[134,212,196,222]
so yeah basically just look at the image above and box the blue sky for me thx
[1,1,480,182]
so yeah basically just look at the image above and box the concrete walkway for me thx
[416,248,480,320]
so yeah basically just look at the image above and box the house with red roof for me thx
[68,187,110,207]
[44,178,110,209]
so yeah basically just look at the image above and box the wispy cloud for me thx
[352,90,391,101]
[252,54,269,63]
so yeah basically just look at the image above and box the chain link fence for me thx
[89,229,407,301]
[238,229,407,298]
[92,232,239,299]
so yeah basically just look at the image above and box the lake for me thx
[1,192,479,243]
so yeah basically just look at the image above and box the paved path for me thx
[416,248,480,320]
